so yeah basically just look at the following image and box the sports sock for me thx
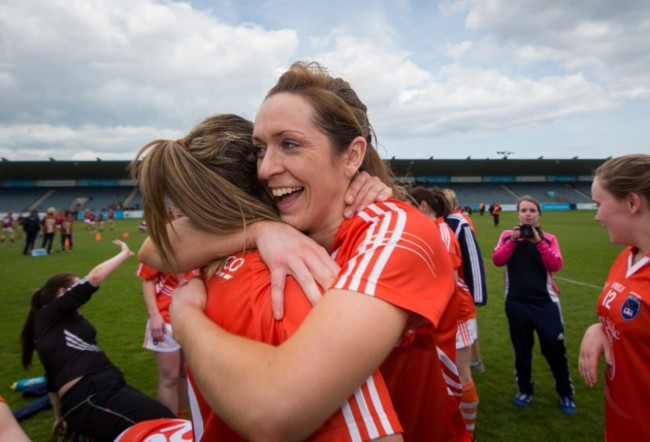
[460,379,479,436]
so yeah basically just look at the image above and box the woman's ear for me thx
[628,192,643,214]
[344,136,367,178]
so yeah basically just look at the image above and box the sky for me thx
[1,0,649,162]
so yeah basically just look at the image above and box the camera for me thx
[519,224,535,239]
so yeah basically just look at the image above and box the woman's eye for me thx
[254,146,266,158]
[282,140,298,149]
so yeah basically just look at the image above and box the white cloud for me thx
[0,0,649,161]
[0,0,298,135]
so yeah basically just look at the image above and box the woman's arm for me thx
[139,172,390,319]
[535,234,563,272]
[578,323,612,387]
[139,220,338,320]
[86,240,135,287]
[138,172,390,273]
[142,279,165,342]
[492,231,516,266]
[0,398,30,442]
[171,278,408,441]
[48,393,65,438]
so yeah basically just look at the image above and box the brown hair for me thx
[265,61,406,200]
[410,187,450,217]
[21,273,77,369]
[594,154,650,201]
[131,114,280,265]
[516,195,541,214]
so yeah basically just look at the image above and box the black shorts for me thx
[61,367,174,442]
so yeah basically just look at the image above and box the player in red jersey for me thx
[138,62,467,441]
[410,186,479,438]
[83,209,95,231]
[1,212,15,244]
[137,262,197,417]
[579,154,650,441]
[108,208,115,231]
[41,207,57,254]
[60,210,74,252]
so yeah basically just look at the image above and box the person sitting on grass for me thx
[20,240,174,442]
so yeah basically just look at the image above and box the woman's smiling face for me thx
[253,92,352,245]
[591,177,634,246]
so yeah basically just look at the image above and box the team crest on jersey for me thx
[621,293,641,321]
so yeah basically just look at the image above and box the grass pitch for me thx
[0,213,614,441]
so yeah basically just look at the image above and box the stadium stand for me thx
[0,158,606,214]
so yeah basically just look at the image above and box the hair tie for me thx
[176,138,187,149]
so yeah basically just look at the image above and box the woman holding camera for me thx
[492,195,576,414]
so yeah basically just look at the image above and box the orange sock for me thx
[460,379,479,436]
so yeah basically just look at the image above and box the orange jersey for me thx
[597,247,650,441]
[190,252,402,442]
[136,263,197,323]
[332,201,469,442]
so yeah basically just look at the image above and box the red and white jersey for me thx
[61,216,74,235]
[597,246,650,441]
[136,263,198,323]
[190,251,401,442]
[331,200,469,442]
[115,418,192,441]
[42,215,57,234]
[2,215,12,228]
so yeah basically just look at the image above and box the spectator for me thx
[492,196,576,414]
[22,210,40,256]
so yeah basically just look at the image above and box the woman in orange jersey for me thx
[579,154,650,441]
[410,186,479,439]
[137,62,467,441]
[134,113,403,441]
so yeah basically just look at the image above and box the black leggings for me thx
[60,367,174,442]
[505,298,574,397]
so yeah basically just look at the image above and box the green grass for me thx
[0,213,615,441]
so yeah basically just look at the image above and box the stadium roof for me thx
[0,158,607,182]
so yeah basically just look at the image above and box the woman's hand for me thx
[510,226,522,241]
[51,417,65,437]
[149,313,165,343]
[113,239,134,257]
[254,222,340,319]
[579,323,612,387]
[344,172,392,219]
[170,277,207,338]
